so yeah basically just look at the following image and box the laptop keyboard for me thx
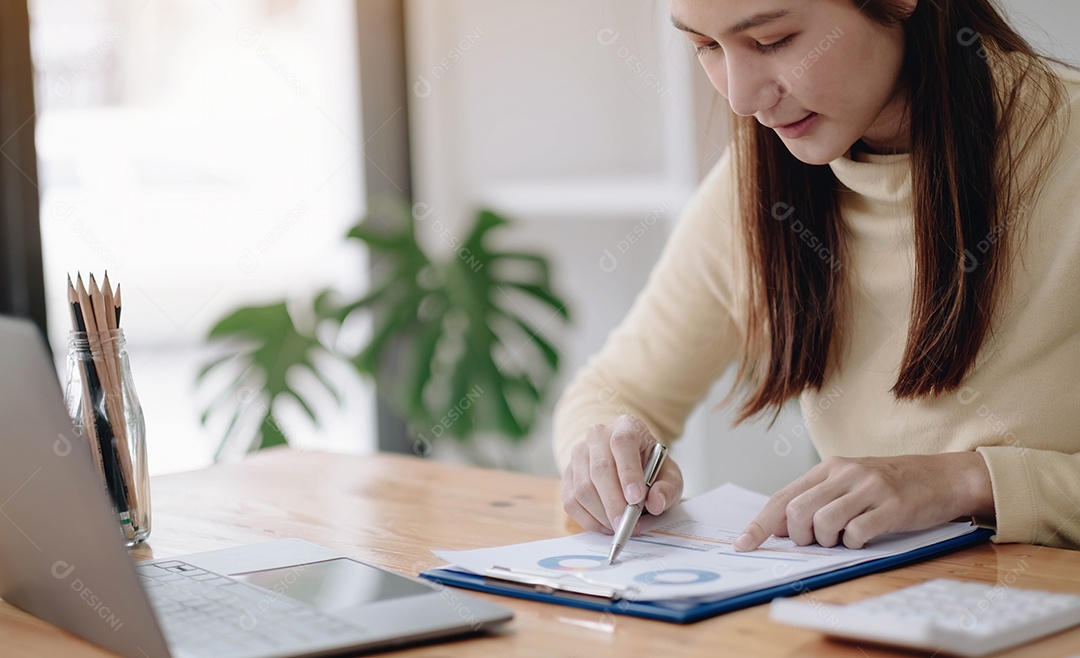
[138,560,365,658]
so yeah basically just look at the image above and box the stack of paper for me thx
[434,483,978,603]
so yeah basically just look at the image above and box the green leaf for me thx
[214,408,246,461]
[513,374,542,401]
[353,290,425,374]
[198,374,248,425]
[404,313,446,419]
[497,282,571,320]
[311,367,344,405]
[464,209,509,244]
[444,346,477,439]
[199,301,334,452]
[259,414,289,449]
[195,353,236,383]
[346,224,407,251]
[487,360,525,438]
[327,282,392,322]
[288,390,318,426]
[489,252,553,286]
[494,309,560,370]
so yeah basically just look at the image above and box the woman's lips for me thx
[773,113,818,139]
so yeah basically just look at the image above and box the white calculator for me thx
[769,578,1080,657]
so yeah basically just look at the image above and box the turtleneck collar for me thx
[828,148,913,206]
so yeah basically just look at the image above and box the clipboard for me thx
[420,527,994,624]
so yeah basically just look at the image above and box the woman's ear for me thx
[897,0,918,19]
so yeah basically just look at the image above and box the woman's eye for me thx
[694,41,720,56]
[755,34,795,54]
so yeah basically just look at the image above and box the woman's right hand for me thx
[561,414,684,534]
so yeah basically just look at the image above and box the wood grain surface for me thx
[3,447,1079,657]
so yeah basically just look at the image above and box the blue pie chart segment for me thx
[634,569,721,585]
[537,555,609,572]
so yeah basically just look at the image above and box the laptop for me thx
[0,316,512,658]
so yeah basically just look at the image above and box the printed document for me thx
[434,483,978,602]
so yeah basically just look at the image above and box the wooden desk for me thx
[3,448,1080,657]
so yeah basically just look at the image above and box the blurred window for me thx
[30,0,373,474]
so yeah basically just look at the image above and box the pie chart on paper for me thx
[537,555,610,572]
[634,568,721,585]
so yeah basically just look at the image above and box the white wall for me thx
[1003,0,1080,63]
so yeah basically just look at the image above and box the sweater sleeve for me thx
[977,446,1080,549]
[551,152,745,471]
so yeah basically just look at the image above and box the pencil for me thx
[98,273,123,433]
[87,274,118,428]
[88,273,120,410]
[100,272,138,516]
[68,276,105,477]
[114,284,122,326]
[102,272,117,332]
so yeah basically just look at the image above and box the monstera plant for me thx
[197,200,570,466]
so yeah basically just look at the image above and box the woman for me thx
[554,0,1080,551]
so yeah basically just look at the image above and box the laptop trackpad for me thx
[232,558,435,616]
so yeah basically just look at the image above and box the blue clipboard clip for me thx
[484,565,641,600]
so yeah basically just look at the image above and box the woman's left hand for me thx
[733,453,995,551]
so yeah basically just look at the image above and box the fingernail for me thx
[625,483,642,503]
[611,513,623,530]
[655,492,667,510]
[733,533,754,552]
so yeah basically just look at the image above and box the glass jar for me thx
[64,329,151,545]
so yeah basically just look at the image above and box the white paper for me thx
[434,483,976,602]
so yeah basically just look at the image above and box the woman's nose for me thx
[722,57,784,117]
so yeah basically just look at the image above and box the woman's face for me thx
[671,0,915,164]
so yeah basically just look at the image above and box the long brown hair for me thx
[732,0,1066,422]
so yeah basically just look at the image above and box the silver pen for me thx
[607,443,668,565]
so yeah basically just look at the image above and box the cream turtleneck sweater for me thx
[552,65,1080,550]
